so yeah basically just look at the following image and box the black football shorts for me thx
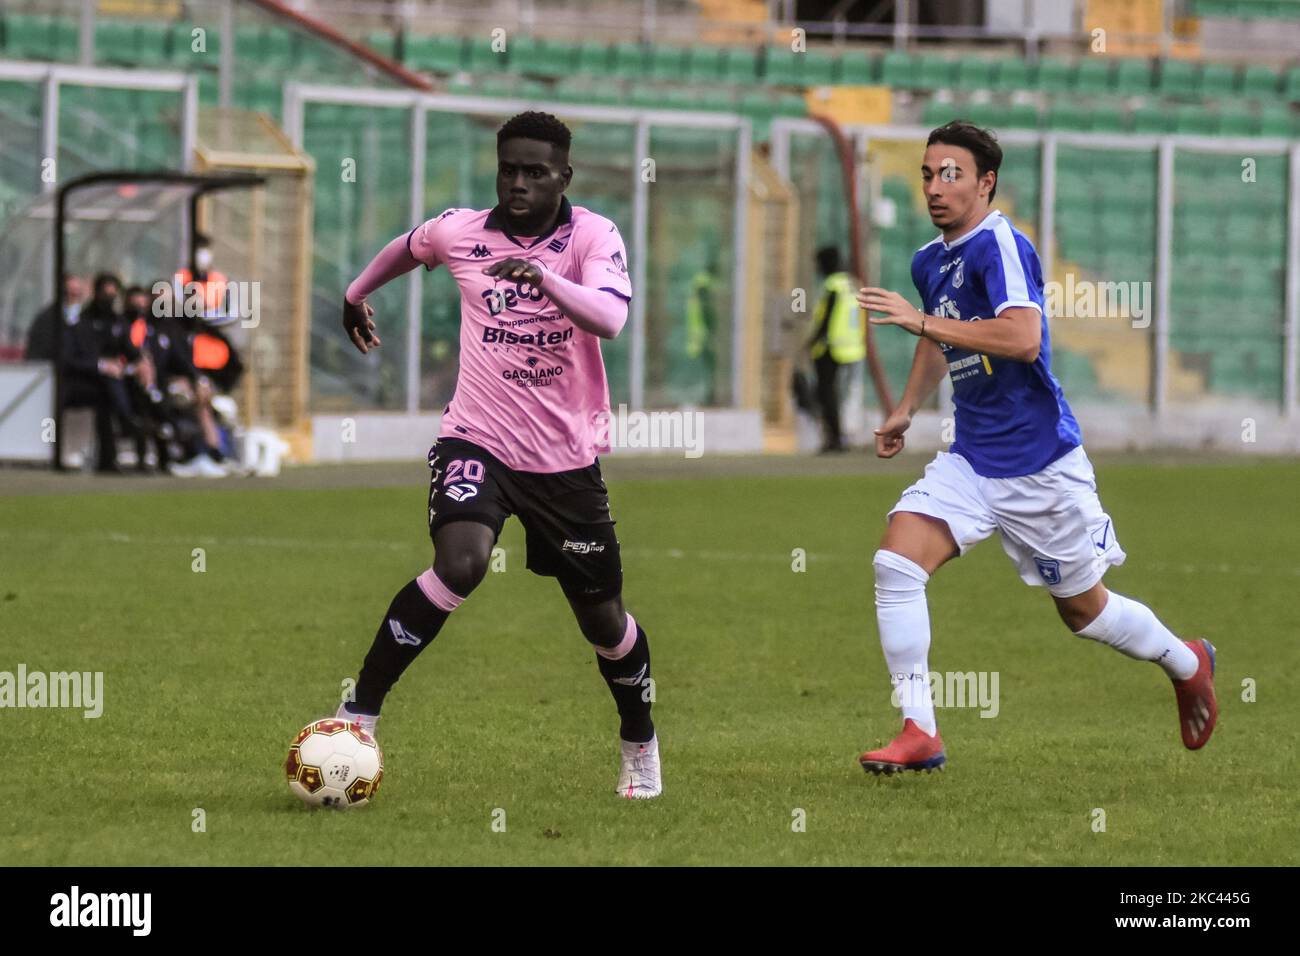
[426,437,622,602]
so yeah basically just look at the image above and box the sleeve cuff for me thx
[994,300,1042,316]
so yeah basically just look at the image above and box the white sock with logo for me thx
[1074,591,1198,680]
[873,549,937,736]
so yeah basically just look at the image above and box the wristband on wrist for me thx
[919,317,926,338]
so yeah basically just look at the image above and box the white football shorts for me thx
[888,446,1126,597]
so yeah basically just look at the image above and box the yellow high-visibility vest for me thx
[810,271,866,364]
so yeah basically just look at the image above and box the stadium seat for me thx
[1259,103,1297,136]
[954,56,995,90]
[880,50,919,87]
[803,50,838,86]
[647,46,684,81]
[916,54,956,90]
[1046,101,1093,131]
[1074,57,1113,94]
[687,45,726,83]
[1197,62,1237,97]
[1158,59,1199,98]
[506,35,540,73]
[1034,58,1073,93]
[1113,58,1154,95]
[838,51,876,85]
[1216,105,1260,136]
[992,57,1031,91]
[9,14,56,59]
[408,34,463,73]
[765,48,801,86]
[1131,105,1173,133]
[609,42,645,79]
[1239,64,1279,97]
[1283,66,1300,101]
[466,35,504,74]
[364,30,394,59]
[723,48,759,85]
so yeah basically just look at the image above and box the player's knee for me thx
[570,595,626,648]
[873,549,929,601]
[432,547,489,598]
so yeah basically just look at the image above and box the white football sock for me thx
[1074,591,1198,680]
[873,549,937,736]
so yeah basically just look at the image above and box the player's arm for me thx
[343,215,454,354]
[485,257,629,339]
[856,287,1040,363]
[874,336,949,459]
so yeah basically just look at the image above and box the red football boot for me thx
[1173,639,1217,750]
[859,718,946,775]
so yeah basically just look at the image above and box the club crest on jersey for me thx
[952,260,964,288]
[1033,556,1062,586]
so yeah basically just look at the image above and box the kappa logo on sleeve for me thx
[611,251,627,274]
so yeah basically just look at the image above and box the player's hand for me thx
[343,298,381,354]
[874,407,912,459]
[97,356,126,379]
[483,257,542,286]
[857,287,924,335]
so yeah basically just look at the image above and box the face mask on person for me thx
[195,248,214,271]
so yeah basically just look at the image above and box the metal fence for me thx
[772,119,1300,419]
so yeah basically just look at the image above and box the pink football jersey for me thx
[408,197,632,473]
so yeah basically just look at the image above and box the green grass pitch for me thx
[1,457,1297,865]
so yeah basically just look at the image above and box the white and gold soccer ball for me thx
[285,718,383,809]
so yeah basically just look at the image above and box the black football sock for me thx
[595,613,654,744]
[352,571,463,715]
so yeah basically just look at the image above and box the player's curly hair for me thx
[497,111,572,153]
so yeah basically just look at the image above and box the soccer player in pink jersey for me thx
[332,112,660,799]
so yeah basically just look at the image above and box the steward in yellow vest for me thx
[806,247,865,452]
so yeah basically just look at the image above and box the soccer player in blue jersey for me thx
[854,122,1217,773]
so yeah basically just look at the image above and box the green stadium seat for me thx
[1158,59,1198,97]
[610,42,645,79]
[952,56,994,91]
[1113,58,1154,95]
[1131,105,1173,133]
[1074,56,1113,93]
[1239,64,1279,97]
[137,22,172,66]
[647,46,684,81]
[1259,103,1296,136]
[992,57,1031,91]
[838,52,876,85]
[1089,103,1128,132]
[364,30,394,59]
[10,15,56,59]
[880,50,918,87]
[262,29,295,69]
[1046,101,1093,131]
[1197,62,1237,97]
[466,35,505,73]
[777,92,807,117]
[1283,66,1300,101]
[505,35,540,73]
[1216,105,1259,136]
[687,45,727,83]
[916,54,956,89]
[803,50,838,86]
[723,48,759,84]
[405,35,460,73]
[1174,104,1217,134]
[54,16,79,60]
[96,21,139,64]
[765,48,800,85]
[1034,58,1074,93]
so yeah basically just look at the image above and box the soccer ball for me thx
[285,718,383,809]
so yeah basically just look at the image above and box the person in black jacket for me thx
[59,273,144,472]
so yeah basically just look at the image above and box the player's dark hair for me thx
[92,272,121,294]
[926,120,1002,200]
[497,111,571,155]
[194,232,211,247]
[815,246,841,276]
